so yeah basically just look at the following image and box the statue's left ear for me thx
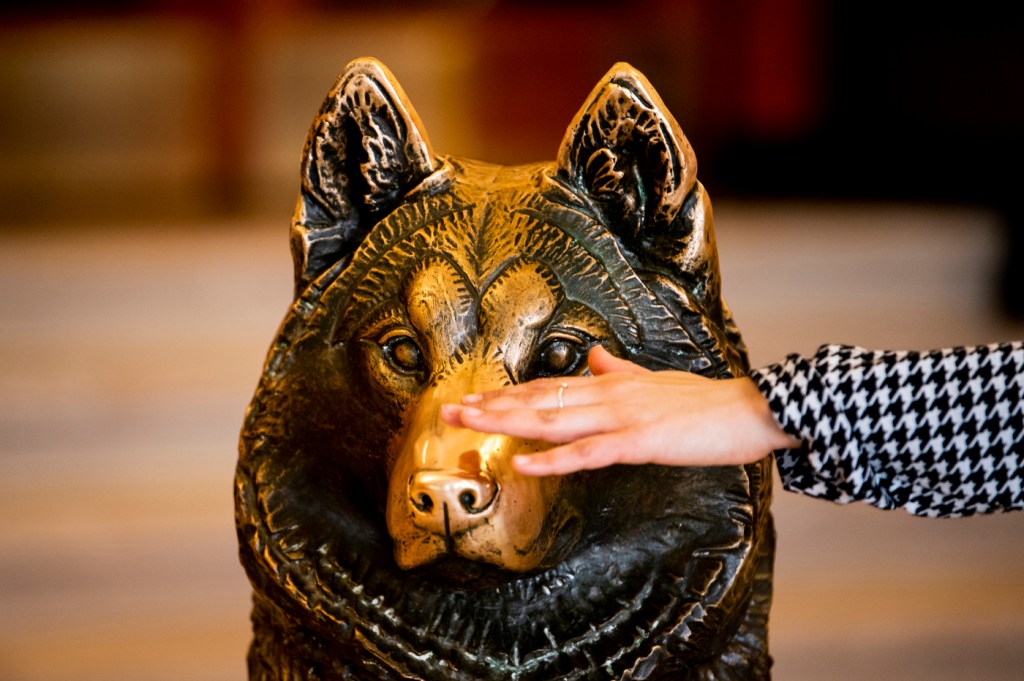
[557,63,723,326]
[558,63,696,240]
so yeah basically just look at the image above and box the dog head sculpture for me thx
[236,58,774,680]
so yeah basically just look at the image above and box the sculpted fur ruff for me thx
[236,58,774,680]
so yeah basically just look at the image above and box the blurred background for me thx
[1,1,1022,680]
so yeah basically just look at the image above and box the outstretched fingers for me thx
[459,347,650,412]
[511,435,632,476]
[440,402,620,443]
[462,376,587,412]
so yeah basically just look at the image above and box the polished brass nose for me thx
[408,468,498,534]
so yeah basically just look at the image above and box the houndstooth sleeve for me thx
[749,342,1024,517]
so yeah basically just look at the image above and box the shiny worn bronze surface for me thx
[236,57,774,680]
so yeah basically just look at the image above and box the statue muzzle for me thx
[386,369,567,572]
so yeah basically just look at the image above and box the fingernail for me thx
[462,393,482,404]
[440,404,481,424]
[512,455,536,470]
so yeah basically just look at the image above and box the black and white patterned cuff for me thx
[750,342,1024,517]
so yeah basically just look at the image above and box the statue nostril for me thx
[415,492,434,512]
[458,490,477,511]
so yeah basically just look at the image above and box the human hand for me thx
[440,346,799,476]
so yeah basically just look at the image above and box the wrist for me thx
[739,377,801,451]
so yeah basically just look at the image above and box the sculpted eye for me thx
[382,334,424,374]
[536,336,587,377]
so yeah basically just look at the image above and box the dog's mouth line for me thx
[437,507,583,578]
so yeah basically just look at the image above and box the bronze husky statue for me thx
[236,57,774,680]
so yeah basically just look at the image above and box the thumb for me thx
[588,345,650,376]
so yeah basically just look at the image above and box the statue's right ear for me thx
[291,58,438,294]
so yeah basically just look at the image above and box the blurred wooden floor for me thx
[1,202,1022,680]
